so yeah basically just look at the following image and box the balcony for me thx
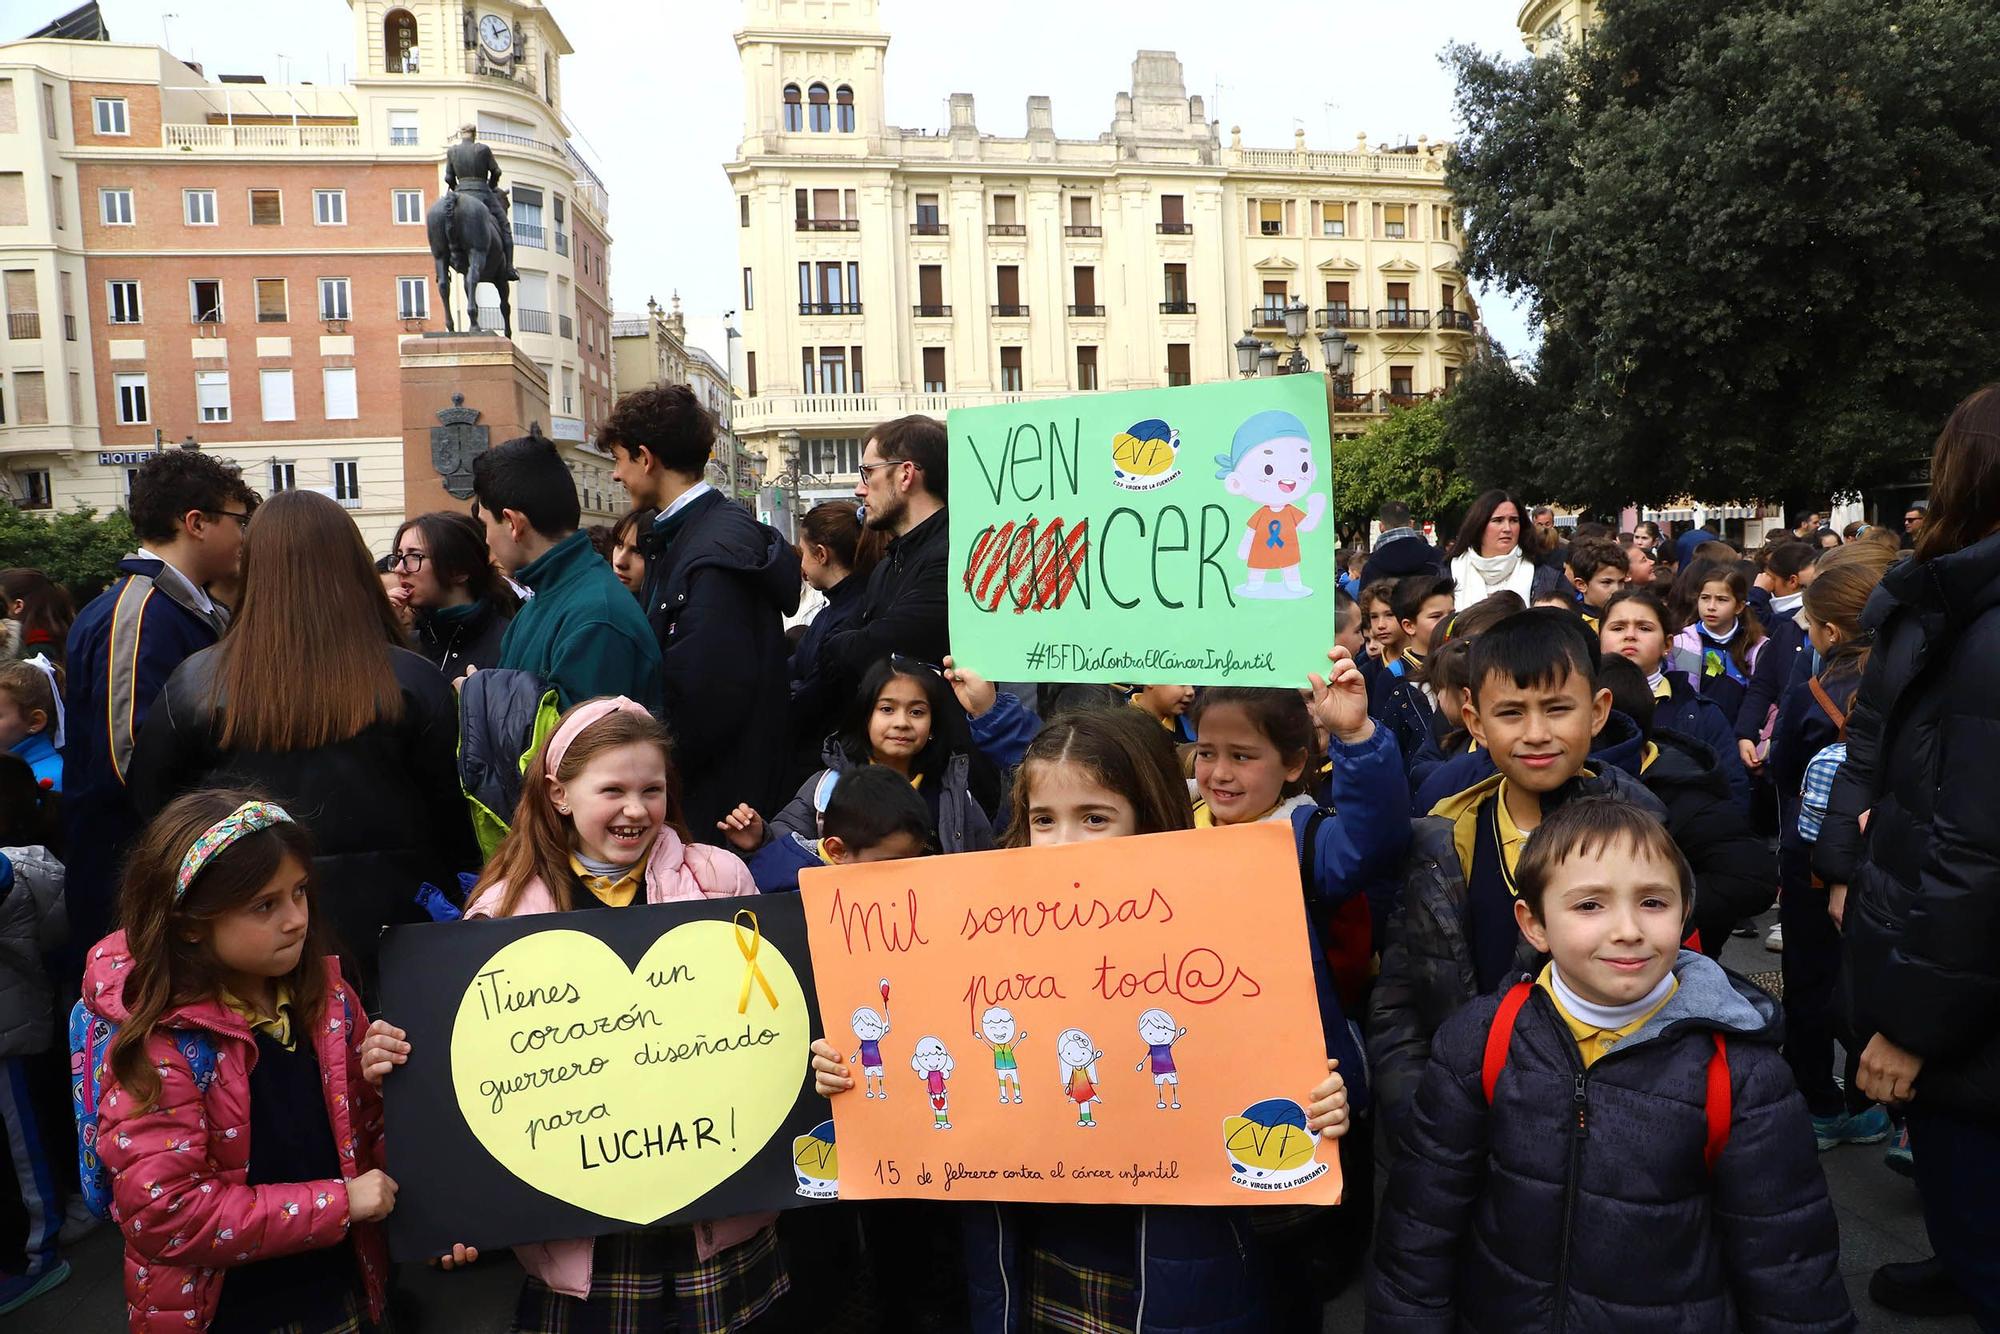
[559,314,574,340]
[1251,305,1288,327]
[555,231,569,257]
[6,312,40,340]
[518,307,552,334]
[1376,308,1431,330]
[1067,304,1105,316]
[1063,225,1102,237]
[796,218,860,232]
[1437,309,1476,332]
[1156,221,1193,234]
[987,223,1026,236]
[1384,391,1426,409]
[910,221,949,236]
[514,221,546,248]
[1316,306,1371,330]
[735,387,1061,431]
[1331,392,1380,414]
[990,303,1030,317]
[911,304,953,318]
[799,301,863,315]
[163,123,362,151]
[1159,300,1196,314]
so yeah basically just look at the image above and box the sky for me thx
[62,0,1537,360]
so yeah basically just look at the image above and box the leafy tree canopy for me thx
[1333,397,1478,532]
[1444,0,2000,509]
[0,504,136,603]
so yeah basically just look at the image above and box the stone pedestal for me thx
[398,333,550,519]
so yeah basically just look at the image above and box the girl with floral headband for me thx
[367,697,790,1333]
[80,787,409,1333]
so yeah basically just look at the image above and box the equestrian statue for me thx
[427,124,520,337]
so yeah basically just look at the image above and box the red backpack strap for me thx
[1702,1035,1732,1172]
[1482,982,1536,1104]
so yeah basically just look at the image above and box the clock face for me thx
[480,14,513,58]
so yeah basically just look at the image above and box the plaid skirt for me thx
[511,1226,788,1334]
[1026,1246,1137,1334]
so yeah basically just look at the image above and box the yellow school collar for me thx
[221,984,296,1051]
[569,851,646,908]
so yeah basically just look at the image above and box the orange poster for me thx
[797,823,1342,1206]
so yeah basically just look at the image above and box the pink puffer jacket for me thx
[83,932,389,1333]
[462,826,779,1299]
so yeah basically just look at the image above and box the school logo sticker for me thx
[1110,419,1182,491]
[1221,1097,1328,1192]
[791,1119,839,1199]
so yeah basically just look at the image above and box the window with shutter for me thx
[255,278,287,322]
[249,189,282,225]
[196,371,230,423]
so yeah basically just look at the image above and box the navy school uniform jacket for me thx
[1660,672,1752,807]
[639,490,803,839]
[1412,709,1650,815]
[1737,594,1809,743]
[59,554,229,969]
[1372,716,1669,1131]
[1368,951,1853,1334]
[1642,729,1775,957]
[1370,658,1435,780]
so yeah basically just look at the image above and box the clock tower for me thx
[349,1,572,116]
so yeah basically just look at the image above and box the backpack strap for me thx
[1481,981,1536,1104]
[1808,677,1848,741]
[1703,1035,1732,1172]
[1299,808,1330,893]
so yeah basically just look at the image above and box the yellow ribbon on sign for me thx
[734,908,779,1014]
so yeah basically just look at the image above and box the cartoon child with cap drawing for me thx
[1215,409,1327,599]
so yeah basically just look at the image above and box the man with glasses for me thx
[60,449,258,975]
[820,414,952,703]
[1904,501,1927,549]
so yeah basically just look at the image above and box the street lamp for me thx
[1234,331,1262,378]
[1257,344,1279,378]
[1278,298,1312,375]
[1320,328,1357,401]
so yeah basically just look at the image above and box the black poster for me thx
[376,894,827,1262]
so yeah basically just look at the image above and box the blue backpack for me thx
[68,1000,217,1221]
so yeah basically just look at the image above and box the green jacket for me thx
[498,530,662,711]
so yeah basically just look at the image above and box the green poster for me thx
[949,374,1336,686]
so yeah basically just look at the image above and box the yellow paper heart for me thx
[450,921,810,1225]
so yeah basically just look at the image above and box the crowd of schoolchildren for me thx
[0,380,1996,1334]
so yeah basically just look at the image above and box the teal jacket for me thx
[498,531,662,711]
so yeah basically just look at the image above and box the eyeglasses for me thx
[205,509,251,526]
[388,550,429,572]
[858,458,915,481]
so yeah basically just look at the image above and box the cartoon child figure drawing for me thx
[1214,409,1327,600]
[973,1006,1029,1104]
[1134,1008,1188,1109]
[911,1037,955,1129]
[1056,1028,1104,1127]
[850,1004,891,1099]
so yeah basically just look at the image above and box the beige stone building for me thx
[1518,0,1600,53]
[0,0,617,550]
[725,0,1476,508]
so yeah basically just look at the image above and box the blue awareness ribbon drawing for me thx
[1265,519,1286,549]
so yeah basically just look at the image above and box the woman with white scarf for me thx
[1447,489,1567,611]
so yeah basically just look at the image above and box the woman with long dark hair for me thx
[1816,384,2000,1324]
[129,490,477,998]
[387,510,518,679]
[786,501,885,783]
[0,568,75,665]
[1445,489,1565,610]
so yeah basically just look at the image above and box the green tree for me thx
[1333,398,1478,534]
[1444,0,2000,507]
[0,504,136,601]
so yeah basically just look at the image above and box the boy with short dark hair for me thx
[474,428,663,711]
[1369,609,1665,1126]
[1370,797,1853,1333]
[1369,575,1455,767]
[743,764,933,892]
[1566,538,1630,629]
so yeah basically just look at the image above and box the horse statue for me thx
[427,125,518,337]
